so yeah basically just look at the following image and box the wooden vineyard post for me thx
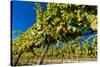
[13,50,24,66]
[38,45,49,64]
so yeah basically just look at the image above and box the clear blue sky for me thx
[11,1,47,38]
